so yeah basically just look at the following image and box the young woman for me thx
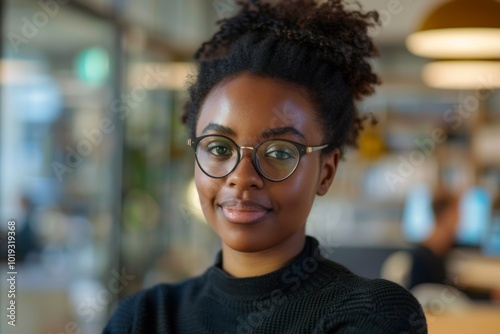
[104,0,427,333]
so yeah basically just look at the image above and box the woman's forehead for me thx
[196,73,320,140]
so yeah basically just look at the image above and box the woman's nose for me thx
[226,149,264,189]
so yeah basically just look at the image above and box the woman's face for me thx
[194,72,338,253]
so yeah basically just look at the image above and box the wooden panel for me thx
[426,306,500,334]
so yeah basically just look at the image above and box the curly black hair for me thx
[182,0,380,157]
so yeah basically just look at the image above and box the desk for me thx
[426,306,500,334]
[448,249,500,291]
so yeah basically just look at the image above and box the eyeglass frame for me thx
[187,134,330,182]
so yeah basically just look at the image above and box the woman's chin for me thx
[218,230,271,253]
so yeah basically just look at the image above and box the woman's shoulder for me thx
[358,277,427,322]
[102,274,207,333]
[326,266,423,310]
[323,260,420,307]
[318,263,428,333]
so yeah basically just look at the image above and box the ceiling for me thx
[356,0,441,45]
[4,0,498,57]
[4,0,114,57]
[249,0,448,45]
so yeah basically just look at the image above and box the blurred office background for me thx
[1,0,500,333]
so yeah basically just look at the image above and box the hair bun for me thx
[196,0,380,99]
[185,0,381,158]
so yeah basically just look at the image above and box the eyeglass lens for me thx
[195,136,300,181]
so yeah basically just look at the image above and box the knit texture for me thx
[103,236,427,333]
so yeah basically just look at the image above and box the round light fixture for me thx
[422,61,500,90]
[406,0,500,59]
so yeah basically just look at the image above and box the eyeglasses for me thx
[187,135,329,182]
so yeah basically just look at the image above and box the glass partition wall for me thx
[0,0,197,332]
[1,1,121,333]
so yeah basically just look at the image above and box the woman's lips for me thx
[221,207,269,224]
[219,200,271,224]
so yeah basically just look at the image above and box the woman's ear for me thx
[316,148,340,196]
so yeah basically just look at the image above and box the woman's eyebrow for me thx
[201,123,236,136]
[201,123,305,141]
[261,127,305,141]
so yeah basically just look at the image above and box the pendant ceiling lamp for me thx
[406,0,500,89]
[422,61,500,90]
[406,0,500,59]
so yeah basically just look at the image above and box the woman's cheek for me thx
[287,167,318,198]
[195,170,221,215]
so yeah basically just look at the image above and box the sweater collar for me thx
[207,236,334,299]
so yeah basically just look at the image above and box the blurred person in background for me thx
[409,191,499,302]
[103,0,427,333]
[408,191,460,290]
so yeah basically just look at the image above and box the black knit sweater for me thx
[103,236,427,333]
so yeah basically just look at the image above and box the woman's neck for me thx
[221,233,306,278]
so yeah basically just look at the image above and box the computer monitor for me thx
[403,186,492,249]
[482,210,500,256]
[402,185,433,243]
[456,188,491,247]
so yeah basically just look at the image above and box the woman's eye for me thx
[207,143,232,156]
[266,149,293,160]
